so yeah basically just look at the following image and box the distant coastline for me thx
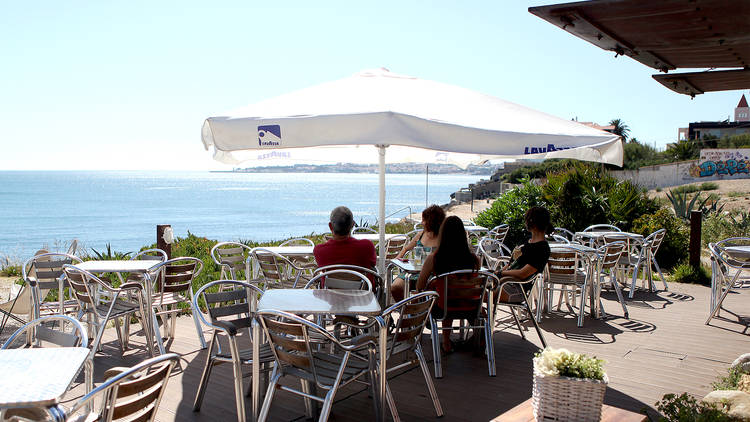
[216,163,498,175]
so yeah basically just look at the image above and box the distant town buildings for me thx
[678,94,750,140]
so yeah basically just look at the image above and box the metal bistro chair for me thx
[427,269,497,378]
[313,264,384,304]
[63,264,150,356]
[478,237,512,271]
[279,237,317,274]
[257,309,399,422]
[625,229,668,298]
[488,224,509,244]
[583,224,621,232]
[148,257,206,349]
[594,241,629,318]
[1,315,92,422]
[541,246,592,327]
[1,252,82,335]
[65,353,179,422]
[553,227,575,242]
[379,291,443,417]
[193,280,275,422]
[707,238,750,325]
[251,248,311,290]
[211,242,253,281]
[384,235,409,260]
[492,273,547,348]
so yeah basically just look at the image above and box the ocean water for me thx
[0,171,482,260]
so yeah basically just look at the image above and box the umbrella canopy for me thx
[201,68,623,272]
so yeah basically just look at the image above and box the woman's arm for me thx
[498,264,536,280]
[396,230,422,259]
[415,253,435,291]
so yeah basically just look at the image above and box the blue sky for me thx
[2,1,747,170]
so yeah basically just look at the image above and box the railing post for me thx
[689,211,702,268]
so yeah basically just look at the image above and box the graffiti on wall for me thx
[689,149,750,178]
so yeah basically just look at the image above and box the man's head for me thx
[329,206,354,236]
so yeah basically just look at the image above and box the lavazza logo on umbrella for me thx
[258,125,282,146]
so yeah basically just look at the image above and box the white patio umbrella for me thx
[201,68,622,268]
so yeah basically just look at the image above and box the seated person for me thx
[496,206,552,302]
[415,216,480,353]
[390,204,445,301]
[314,205,377,272]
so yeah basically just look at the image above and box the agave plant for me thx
[666,189,724,220]
[90,243,132,260]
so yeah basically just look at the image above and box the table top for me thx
[76,259,161,273]
[575,231,643,239]
[550,243,599,254]
[255,246,315,257]
[258,289,381,315]
[351,233,401,242]
[491,398,646,422]
[463,225,488,233]
[389,259,423,273]
[0,347,89,407]
[725,245,750,261]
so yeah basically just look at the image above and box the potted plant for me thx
[532,347,608,422]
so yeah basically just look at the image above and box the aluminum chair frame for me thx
[489,224,510,244]
[250,248,310,290]
[626,229,667,298]
[65,353,179,422]
[211,242,253,281]
[706,238,750,325]
[63,264,150,356]
[148,256,206,349]
[313,264,384,304]
[192,280,275,422]
[541,246,593,327]
[583,224,622,232]
[426,269,497,378]
[478,237,512,271]
[384,235,409,260]
[492,274,547,348]
[553,227,575,242]
[594,241,629,318]
[257,309,398,422]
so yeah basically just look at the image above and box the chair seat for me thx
[39,299,79,313]
[285,351,371,386]
[93,299,141,318]
[546,271,588,285]
[151,292,188,307]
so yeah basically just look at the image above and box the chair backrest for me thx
[251,248,302,289]
[305,269,372,291]
[279,237,315,247]
[2,315,88,349]
[313,264,382,292]
[23,252,82,294]
[549,234,571,244]
[131,248,168,262]
[413,222,424,231]
[547,247,583,283]
[193,280,263,333]
[211,242,252,280]
[644,229,666,255]
[553,227,575,241]
[384,235,408,260]
[489,224,509,244]
[597,241,626,271]
[258,310,351,390]
[478,237,511,271]
[713,237,750,269]
[63,265,138,320]
[583,224,621,232]
[151,257,202,302]
[352,227,377,234]
[67,353,179,422]
[381,291,437,359]
[427,270,494,320]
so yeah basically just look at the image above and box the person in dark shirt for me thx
[496,206,552,301]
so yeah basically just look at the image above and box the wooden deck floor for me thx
[58,282,749,421]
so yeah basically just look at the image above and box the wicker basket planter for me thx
[531,364,608,422]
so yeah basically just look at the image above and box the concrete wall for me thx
[612,160,750,189]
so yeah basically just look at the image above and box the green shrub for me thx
[0,264,21,277]
[670,262,711,286]
[671,184,701,195]
[700,182,719,191]
[655,393,735,422]
[632,208,689,270]
[474,178,543,248]
[703,211,750,246]
[712,366,744,390]
[542,164,611,232]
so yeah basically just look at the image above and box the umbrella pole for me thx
[378,145,387,277]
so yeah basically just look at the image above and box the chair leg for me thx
[415,343,443,417]
[653,258,668,290]
[509,307,526,339]
[193,334,217,411]
[484,318,496,377]
[628,258,643,298]
[706,271,742,324]
[191,304,207,349]
[384,380,401,422]
[113,317,125,353]
[429,316,442,378]
[319,354,349,422]
[300,379,317,419]
[229,340,247,422]
[258,368,281,422]
[526,302,547,348]
[610,273,629,319]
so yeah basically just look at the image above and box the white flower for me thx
[534,347,572,377]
